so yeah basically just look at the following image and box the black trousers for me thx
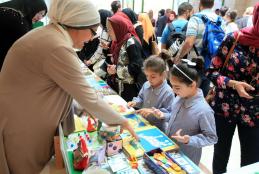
[213,115,259,174]
[199,73,210,97]
[120,83,139,102]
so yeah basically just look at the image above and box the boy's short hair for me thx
[111,1,121,14]
[178,2,193,16]
[200,0,214,9]
[219,6,229,17]
[226,10,237,22]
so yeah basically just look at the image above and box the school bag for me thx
[166,22,188,57]
[194,14,225,69]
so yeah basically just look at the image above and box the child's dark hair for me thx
[226,10,237,22]
[143,51,171,74]
[170,58,204,86]
[111,1,121,14]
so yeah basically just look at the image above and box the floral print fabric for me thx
[207,33,259,127]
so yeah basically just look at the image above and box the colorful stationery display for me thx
[59,67,201,174]
[167,152,201,174]
[124,114,150,129]
[144,148,186,174]
[123,137,145,159]
[103,95,135,115]
[85,76,116,95]
[136,126,178,152]
[107,153,131,173]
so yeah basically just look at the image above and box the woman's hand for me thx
[107,64,116,75]
[120,121,139,141]
[171,129,190,144]
[228,80,255,99]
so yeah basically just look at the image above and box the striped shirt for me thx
[186,9,225,55]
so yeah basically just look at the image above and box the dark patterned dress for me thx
[207,33,259,127]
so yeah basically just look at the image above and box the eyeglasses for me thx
[90,28,97,36]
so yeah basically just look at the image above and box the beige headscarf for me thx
[48,0,100,28]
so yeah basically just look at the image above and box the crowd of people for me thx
[0,0,258,173]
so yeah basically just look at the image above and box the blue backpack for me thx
[194,14,225,69]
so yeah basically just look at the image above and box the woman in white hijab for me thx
[0,0,137,173]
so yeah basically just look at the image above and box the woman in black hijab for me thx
[0,0,47,70]
[122,8,144,45]
[82,9,113,78]
[0,0,47,29]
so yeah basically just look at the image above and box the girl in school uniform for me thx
[155,59,218,165]
[127,52,175,132]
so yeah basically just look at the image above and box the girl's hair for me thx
[144,51,171,74]
[143,51,171,74]
[170,57,203,86]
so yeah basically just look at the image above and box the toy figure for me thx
[73,136,89,170]
[87,117,96,132]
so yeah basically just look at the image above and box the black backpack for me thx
[166,22,188,57]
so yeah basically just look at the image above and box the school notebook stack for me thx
[122,126,179,159]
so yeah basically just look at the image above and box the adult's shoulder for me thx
[189,13,203,21]
[25,25,73,50]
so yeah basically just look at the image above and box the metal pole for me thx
[141,0,144,12]
[122,0,124,9]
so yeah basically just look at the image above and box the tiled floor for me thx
[200,128,241,174]
[40,158,66,174]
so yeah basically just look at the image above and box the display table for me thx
[59,67,202,174]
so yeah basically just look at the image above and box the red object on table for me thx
[87,117,96,132]
[73,136,89,170]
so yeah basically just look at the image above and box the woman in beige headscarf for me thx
[0,0,137,173]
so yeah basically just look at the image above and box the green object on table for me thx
[67,151,82,174]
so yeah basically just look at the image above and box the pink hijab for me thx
[234,2,259,47]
